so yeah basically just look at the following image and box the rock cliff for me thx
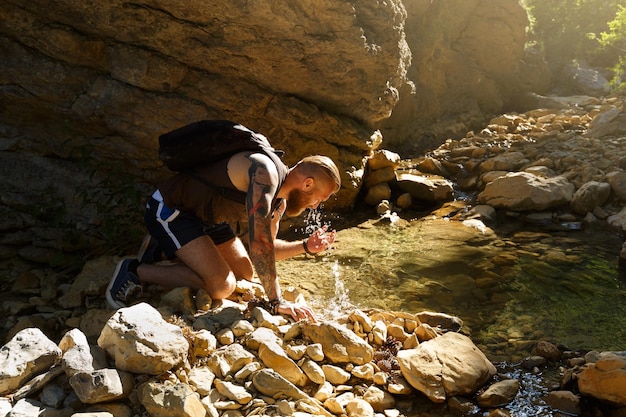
[0,0,540,265]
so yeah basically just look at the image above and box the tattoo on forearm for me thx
[246,157,280,300]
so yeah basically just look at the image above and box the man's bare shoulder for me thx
[227,152,277,191]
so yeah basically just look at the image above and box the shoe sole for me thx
[105,257,134,310]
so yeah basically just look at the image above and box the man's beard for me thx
[284,188,312,217]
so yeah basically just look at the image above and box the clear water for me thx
[278,207,625,415]
[279,207,626,362]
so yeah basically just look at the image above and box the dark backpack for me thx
[158,119,283,172]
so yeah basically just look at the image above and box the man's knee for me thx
[206,271,237,300]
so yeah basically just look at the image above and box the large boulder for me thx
[97,303,189,375]
[577,352,626,407]
[478,172,575,211]
[396,332,496,403]
[0,328,62,395]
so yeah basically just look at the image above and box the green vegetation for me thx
[522,0,626,90]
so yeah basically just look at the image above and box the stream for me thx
[277,204,625,416]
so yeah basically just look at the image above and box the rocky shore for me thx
[1,267,625,417]
[2,94,626,417]
[362,94,626,266]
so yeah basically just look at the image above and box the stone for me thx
[301,321,374,365]
[367,150,401,171]
[139,381,205,417]
[191,329,217,358]
[607,207,626,234]
[322,364,351,385]
[365,165,396,188]
[301,358,326,385]
[231,319,255,338]
[577,351,626,407]
[252,369,309,400]
[395,172,454,202]
[396,332,496,403]
[258,340,308,386]
[188,367,215,396]
[159,287,196,317]
[214,379,253,405]
[69,369,134,403]
[479,152,529,172]
[245,327,282,351]
[478,172,575,211]
[351,363,375,380]
[346,398,375,417]
[476,379,520,408]
[58,256,118,309]
[365,183,392,206]
[205,344,256,378]
[535,340,561,362]
[545,390,581,415]
[415,311,463,332]
[62,344,96,377]
[58,328,90,352]
[97,303,189,375]
[193,302,246,334]
[570,181,611,214]
[363,385,396,411]
[606,170,626,201]
[0,327,62,395]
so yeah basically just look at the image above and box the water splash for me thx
[322,260,355,318]
[303,208,331,235]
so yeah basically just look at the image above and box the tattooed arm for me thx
[245,153,281,301]
[245,153,316,322]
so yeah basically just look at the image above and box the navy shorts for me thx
[144,196,236,259]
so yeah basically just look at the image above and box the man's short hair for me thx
[295,155,341,193]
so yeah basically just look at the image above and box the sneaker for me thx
[137,234,163,264]
[106,258,142,309]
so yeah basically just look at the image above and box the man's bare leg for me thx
[137,235,236,300]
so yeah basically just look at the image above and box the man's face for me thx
[285,181,334,217]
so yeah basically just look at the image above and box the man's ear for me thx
[302,177,315,190]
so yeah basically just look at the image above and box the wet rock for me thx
[535,340,561,362]
[545,390,582,415]
[476,379,520,408]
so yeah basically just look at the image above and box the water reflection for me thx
[278,208,625,362]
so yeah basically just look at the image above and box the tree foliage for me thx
[522,0,625,69]
[596,5,626,90]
